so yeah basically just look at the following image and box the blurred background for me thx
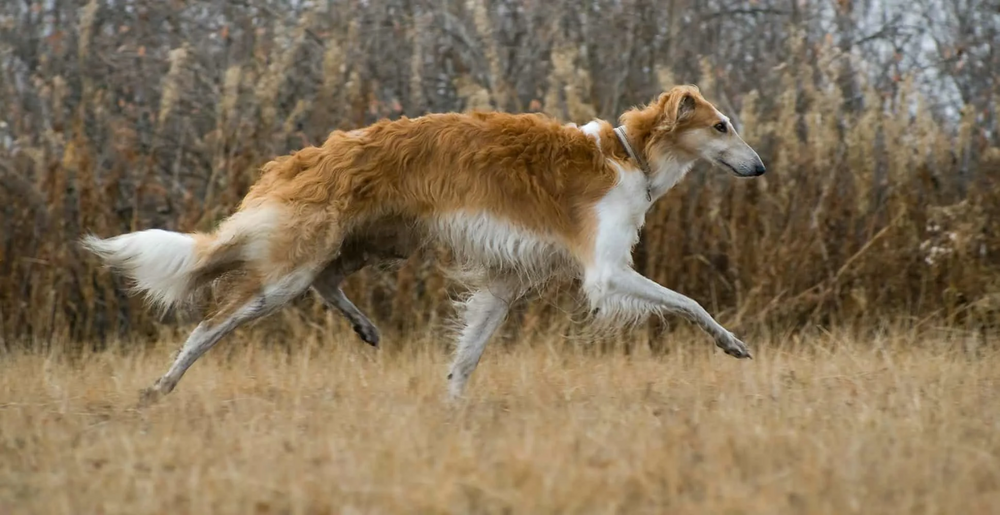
[1,0,999,350]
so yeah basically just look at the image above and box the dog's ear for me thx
[657,87,698,130]
[675,93,697,122]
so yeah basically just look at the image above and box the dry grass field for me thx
[2,326,998,515]
[3,2,1000,514]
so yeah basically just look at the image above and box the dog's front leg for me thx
[587,267,752,359]
[447,279,521,400]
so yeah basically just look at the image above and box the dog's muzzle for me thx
[719,158,766,177]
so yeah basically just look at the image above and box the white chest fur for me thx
[592,165,651,270]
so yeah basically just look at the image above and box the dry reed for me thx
[1,2,999,349]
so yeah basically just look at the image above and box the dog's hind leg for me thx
[139,266,322,405]
[312,233,414,346]
[312,250,380,346]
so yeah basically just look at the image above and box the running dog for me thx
[82,84,766,402]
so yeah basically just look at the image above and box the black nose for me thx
[752,163,766,176]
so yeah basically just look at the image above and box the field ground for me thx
[1,325,999,514]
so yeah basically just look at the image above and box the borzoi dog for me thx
[82,84,765,402]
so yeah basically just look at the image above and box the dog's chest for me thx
[592,169,651,265]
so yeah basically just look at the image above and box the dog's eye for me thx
[714,122,728,134]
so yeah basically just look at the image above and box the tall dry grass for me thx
[1,328,997,514]
[1,1,999,349]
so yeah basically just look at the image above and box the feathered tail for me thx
[80,208,276,310]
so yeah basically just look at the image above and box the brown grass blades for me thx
[1,328,998,514]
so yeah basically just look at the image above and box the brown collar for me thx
[613,125,650,175]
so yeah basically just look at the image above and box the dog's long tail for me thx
[81,208,276,311]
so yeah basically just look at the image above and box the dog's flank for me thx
[81,84,765,403]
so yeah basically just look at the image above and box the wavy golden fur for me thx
[242,112,617,265]
[82,84,766,402]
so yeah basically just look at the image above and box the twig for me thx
[785,212,906,310]
[702,9,792,20]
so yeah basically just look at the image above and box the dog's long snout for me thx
[726,154,766,177]
[734,145,766,177]
[721,136,767,177]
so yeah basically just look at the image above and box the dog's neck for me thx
[647,153,697,201]
[611,123,697,203]
[613,126,650,176]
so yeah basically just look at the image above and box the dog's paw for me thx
[715,332,752,359]
[352,323,380,347]
[137,386,163,408]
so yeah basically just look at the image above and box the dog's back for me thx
[247,111,616,223]
[234,111,618,279]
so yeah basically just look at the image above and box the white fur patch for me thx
[431,211,569,281]
[580,120,603,146]
[263,266,320,303]
[82,230,198,310]
[215,205,283,262]
[583,165,650,300]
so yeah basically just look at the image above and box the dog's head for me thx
[622,85,765,178]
